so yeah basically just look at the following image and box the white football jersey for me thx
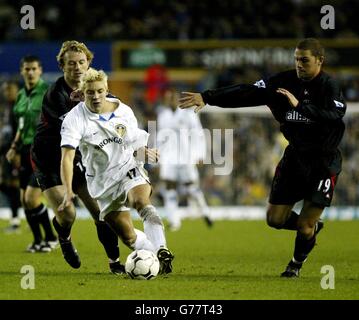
[157,107,206,165]
[60,98,149,200]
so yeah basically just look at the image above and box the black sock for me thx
[282,211,299,230]
[25,208,43,244]
[0,185,21,219]
[36,204,57,241]
[293,232,316,263]
[52,217,71,240]
[9,186,21,219]
[95,222,120,261]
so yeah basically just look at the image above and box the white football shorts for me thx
[98,166,150,220]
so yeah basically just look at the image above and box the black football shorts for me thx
[269,145,342,207]
[19,145,39,189]
[31,148,87,192]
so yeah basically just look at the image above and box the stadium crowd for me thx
[0,0,358,41]
[1,0,359,211]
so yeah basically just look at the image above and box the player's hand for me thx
[5,148,17,164]
[58,191,75,212]
[70,89,84,102]
[178,92,205,113]
[276,88,299,108]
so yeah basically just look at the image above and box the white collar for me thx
[84,97,122,120]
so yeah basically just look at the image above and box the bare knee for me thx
[122,232,137,248]
[104,211,137,247]
[266,215,285,229]
[22,195,41,210]
[132,198,150,212]
[266,208,285,229]
[56,206,76,226]
[266,206,291,229]
[297,220,316,239]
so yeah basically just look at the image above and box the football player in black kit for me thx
[31,41,124,274]
[178,38,346,277]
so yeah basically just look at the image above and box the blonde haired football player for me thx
[60,68,174,274]
[31,41,123,274]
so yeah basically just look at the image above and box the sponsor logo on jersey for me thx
[96,136,124,149]
[115,124,126,137]
[334,100,344,108]
[254,79,266,88]
[285,110,312,123]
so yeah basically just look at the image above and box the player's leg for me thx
[266,203,298,230]
[267,147,303,231]
[43,185,81,268]
[24,185,57,252]
[8,185,21,231]
[21,149,57,250]
[128,183,174,274]
[280,159,339,277]
[185,181,213,227]
[29,172,58,247]
[281,201,324,277]
[104,210,155,252]
[163,180,181,231]
[0,182,21,233]
[19,153,44,251]
[160,164,181,231]
[75,181,123,274]
[21,188,42,252]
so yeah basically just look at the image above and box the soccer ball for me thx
[125,249,160,280]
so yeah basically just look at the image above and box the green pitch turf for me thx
[0,218,358,300]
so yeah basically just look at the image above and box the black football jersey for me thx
[202,70,346,156]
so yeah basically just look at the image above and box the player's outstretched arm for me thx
[178,92,205,113]
[59,147,76,211]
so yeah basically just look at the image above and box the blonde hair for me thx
[56,40,94,68]
[80,68,108,91]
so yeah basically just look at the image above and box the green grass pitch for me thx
[1,218,358,300]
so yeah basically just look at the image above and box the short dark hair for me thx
[20,55,42,68]
[296,38,325,58]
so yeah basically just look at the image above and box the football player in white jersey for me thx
[59,68,174,274]
[157,88,213,231]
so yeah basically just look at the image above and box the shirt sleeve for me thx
[60,110,83,149]
[201,80,271,108]
[296,78,346,122]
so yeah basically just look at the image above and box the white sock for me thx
[132,228,155,252]
[139,205,167,251]
[109,257,119,263]
[163,189,181,228]
[10,217,21,226]
[187,185,210,218]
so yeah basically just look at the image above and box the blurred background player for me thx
[0,81,21,233]
[157,88,213,231]
[179,38,345,278]
[6,56,57,252]
[60,68,174,274]
[30,41,124,273]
